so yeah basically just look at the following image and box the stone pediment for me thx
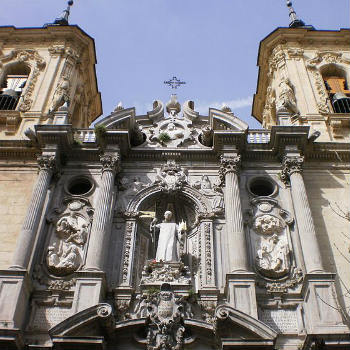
[48,302,277,350]
[209,108,249,132]
[95,96,249,149]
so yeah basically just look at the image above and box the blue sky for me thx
[1,0,349,128]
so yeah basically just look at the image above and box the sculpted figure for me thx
[46,214,88,276]
[256,234,289,278]
[150,211,186,262]
[49,76,70,114]
[276,77,298,114]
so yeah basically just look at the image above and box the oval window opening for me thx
[249,178,275,197]
[68,178,93,196]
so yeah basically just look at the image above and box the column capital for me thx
[219,154,241,185]
[281,155,304,182]
[37,154,57,173]
[100,153,121,174]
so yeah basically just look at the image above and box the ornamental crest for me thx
[145,283,186,350]
[154,160,188,192]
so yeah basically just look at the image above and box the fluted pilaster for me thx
[10,155,57,270]
[220,155,249,272]
[85,154,120,271]
[282,155,324,273]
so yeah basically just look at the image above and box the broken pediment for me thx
[93,95,249,150]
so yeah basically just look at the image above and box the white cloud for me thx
[195,96,253,114]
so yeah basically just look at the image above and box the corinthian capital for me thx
[37,155,57,172]
[281,155,304,182]
[100,154,120,173]
[219,154,241,185]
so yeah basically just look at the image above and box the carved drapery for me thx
[84,154,120,271]
[220,154,249,272]
[10,154,57,270]
[282,155,324,273]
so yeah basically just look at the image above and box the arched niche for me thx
[119,184,215,290]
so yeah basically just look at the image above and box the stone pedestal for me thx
[140,261,192,294]
[72,272,106,314]
[0,270,30,349]
[226,273,258,319]
[303,273,349,334]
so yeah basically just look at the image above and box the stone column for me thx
[10,154,57,270]
[85,153,120,271]
[282,155,324,273]
[219,155,249,272]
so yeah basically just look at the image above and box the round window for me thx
[248,177,277,197]
[67,177,93,196]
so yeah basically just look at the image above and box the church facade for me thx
[0,3,349,350]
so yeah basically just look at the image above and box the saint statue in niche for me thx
[150,211,186,262]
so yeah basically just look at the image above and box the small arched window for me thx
[322,64,350,113]
[0,62,30,110]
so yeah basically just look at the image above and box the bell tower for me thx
[252,1,350,141]
[0,1,102,138]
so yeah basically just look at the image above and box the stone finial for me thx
[286,1,305,28]
[166,94,181,117]
[54,1,74,26]
[114,101,124,112]
[221,104,233,114]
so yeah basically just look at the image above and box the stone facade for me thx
[0,18,349,350]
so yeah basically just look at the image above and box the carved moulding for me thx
[306,51,350,115]
[45,197,94,277]
[246,197,303,293]
[0,49,46,112]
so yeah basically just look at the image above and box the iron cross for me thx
[164,76,186,89]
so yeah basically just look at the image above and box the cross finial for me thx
[164,76,186,90]
[54,1,74,26]
[286,1,305,28]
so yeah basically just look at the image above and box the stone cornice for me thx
[0,126,349,164]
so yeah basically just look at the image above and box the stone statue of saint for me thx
[150,211,186,262]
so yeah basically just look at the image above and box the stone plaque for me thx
[260,309,298,333]
[31,306,72,330]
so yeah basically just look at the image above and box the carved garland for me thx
[0,49,46,112]
[204,222,213,285]
[121,221,134,284]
